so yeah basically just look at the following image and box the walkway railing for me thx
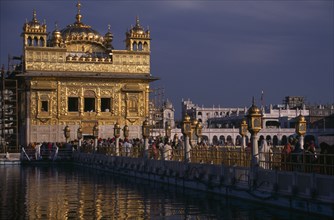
[21,146,73,161]
[21,142,334,176]
[81,144,334,176]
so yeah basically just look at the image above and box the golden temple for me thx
[16,2,158,144]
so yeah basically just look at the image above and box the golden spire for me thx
[32,9,37,22]
[135,16,140,27]
[54,21,59,31]
[76,0,82,23]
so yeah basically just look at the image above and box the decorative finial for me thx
[32,9,37,21]
[136,16,140,26]
[55,21,58,30]
[76,0,81,14]
[75,0,82,23]
[252,96,255,106]
[32,9,38,23]
[108,24,111,32]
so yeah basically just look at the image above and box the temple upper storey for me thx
[22,3,151,75]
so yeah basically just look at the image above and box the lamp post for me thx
[114,122,121,156]
[195,121,203,144]
[165,121,171,143]
[173,133,179,148]
[142,119,150,159]
[64,125,70,143]
[182,114,192,162]
[239,118,248,150]
[93,123,99,151]
[123,124,129,139]
[247,99,262,167]
[190,119,198,146]
[77,126,83,150]
[296,114,306,149]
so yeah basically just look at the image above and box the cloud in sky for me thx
[0,0,333,118]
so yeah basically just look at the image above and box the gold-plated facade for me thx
[18,5,157,144]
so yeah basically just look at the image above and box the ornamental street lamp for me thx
[247,98,262,166]
[182,114,192,162]
[114,122,121,156]
[142,119,150,138]
[77,126,83,149]
[173,133,179,147]
[239,118,248,150]
[64,125,70,143]
[142,119,150,159]
[190,119,198,146]
[165,121,171,141]
[296,114,306,149]
[123,124,129,139]
[93,123,99,151]
[114,122,121,138]
[195,121,203,143]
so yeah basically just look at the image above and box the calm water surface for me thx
[0,164,330,219]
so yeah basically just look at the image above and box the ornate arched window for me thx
[128,97,138,112]
[138,42,143,51]
[143,42,148,51]
[33,37,38,46]
[27,36,32,46]
[132,42,137,51]
[39,37,45,47]
[84,90,96,112]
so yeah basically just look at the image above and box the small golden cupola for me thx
[22,9,47,47]
[51,23,62,47]
[125,17,151,52]
[104,25,114,51]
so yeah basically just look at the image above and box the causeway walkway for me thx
[0,153,21,165]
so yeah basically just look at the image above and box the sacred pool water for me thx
[0,165,330,219]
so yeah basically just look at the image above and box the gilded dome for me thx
[23,9,46,33]
[247,98,262,116]
[184,114,191,122]
[247,105,261,115]
[61,24,102,40]
[60,1,104,44]
[52,23,61,38]
[129,17,146,35]
[28,10,41,29]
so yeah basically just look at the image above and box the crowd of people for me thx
[22,134,333,175]
[281,136,319,172]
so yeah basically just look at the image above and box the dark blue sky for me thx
[1,0,333,118]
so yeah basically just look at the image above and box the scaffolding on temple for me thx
[0,55,20,153]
